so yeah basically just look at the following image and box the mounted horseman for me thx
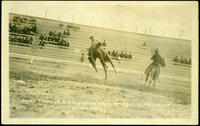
[88,36,117,80]
[144,48,166,87]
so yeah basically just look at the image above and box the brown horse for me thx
[88,43,117,80]
[144,57,166,87]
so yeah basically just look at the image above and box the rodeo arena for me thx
[9,11,191,118]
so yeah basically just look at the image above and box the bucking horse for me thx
[88,43,117,80]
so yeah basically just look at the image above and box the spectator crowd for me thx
[9,23,37,35]
[107,50,132,59]
[9,34,33,44]
[173,56,191,65]
[12,16,36,24]
[39,29,70,47]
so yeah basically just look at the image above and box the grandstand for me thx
[9,13,191,78]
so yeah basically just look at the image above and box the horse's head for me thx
[161,57,166,67]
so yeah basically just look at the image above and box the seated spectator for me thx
[29,37,33,44]
[63,30,67,35]
[124,52,128,59]
[66,29,70,36]
[102,40,106,46]
[22,17,28,23]
[9,23,13,32]
[44,34,48,40]
[183,58,188,64]
[12,24,18,33]
[22,26,28,34]
[111,50,116,56]
[188,58,191,65]
[48,36,52,41]
[58,32,62,37]
[115,51,119,57]
[39,33,44,40]
[173,56,179,62]
[180,57,184,63]
[59,23,64,29]
[31,24,37,34]
[13,35,18,42]
[49,31,53,36]
[39,40,45,47]
[119,51,124,58]
[128,53,132,59]
[65,40,69,47]
[107,50,111,55]
[142,42,146,47]
[9,35,13,41]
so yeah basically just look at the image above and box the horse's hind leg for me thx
[144,73,149,86]
[153,79,156,87]
[148,80,152,87]
[99,57,107,80]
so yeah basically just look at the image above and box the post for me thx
[72,13,75,23]
[144,28,147,34]
[45,9,47,18]
[180,30,184,39]
[90,16,94,26]
[103,21,106,28]
[58,15,60,21]
[26,6,28,15]
[162,29,165,36]
[149,27,152,34]
[120,24,123,31]
[135,26,138,32]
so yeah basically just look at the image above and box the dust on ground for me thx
[9,57,191,118]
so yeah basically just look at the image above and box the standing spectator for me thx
[80,53,85,62]
[66,29,70,36]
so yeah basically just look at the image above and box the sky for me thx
[6,1,197,40]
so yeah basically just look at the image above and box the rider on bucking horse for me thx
[88,36,106,61]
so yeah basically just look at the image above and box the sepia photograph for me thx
[1,1,198,125]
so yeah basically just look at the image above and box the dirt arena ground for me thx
[9,57,191,118]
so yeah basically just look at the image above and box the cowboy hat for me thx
[89,36,94,39]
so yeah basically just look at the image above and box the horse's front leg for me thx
[108,58,117,74]
[153,79,156,87]
[94,66,98,72]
